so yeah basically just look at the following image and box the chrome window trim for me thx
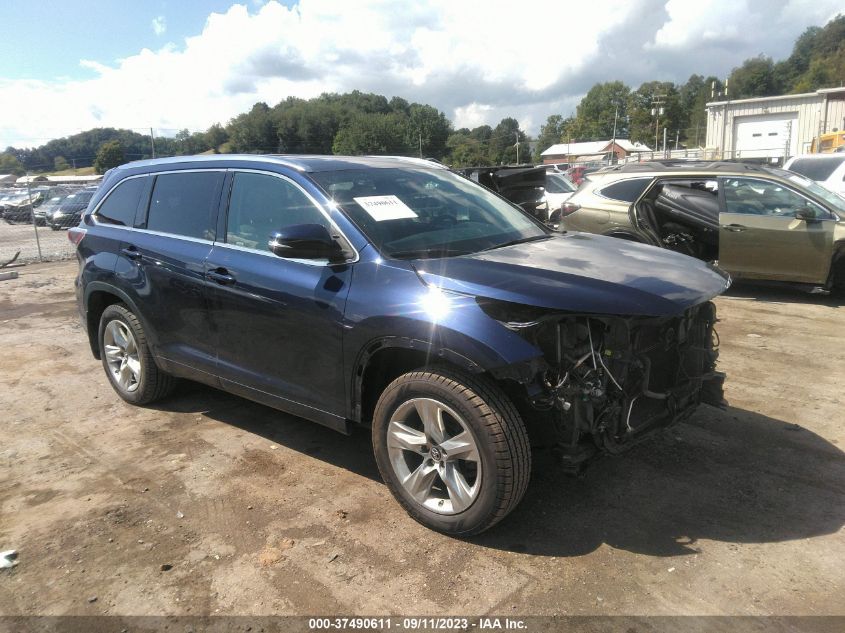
[220,168,360,265]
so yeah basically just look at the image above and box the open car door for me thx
[718,177,835,283]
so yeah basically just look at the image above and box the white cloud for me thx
[152,15,166,36]
[0,0,843,148]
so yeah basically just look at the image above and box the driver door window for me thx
[226,172,331,252]
[722,177,829,219]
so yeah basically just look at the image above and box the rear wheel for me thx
[372,366,531,535]
[98,304,175,405]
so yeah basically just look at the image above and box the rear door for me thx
[204,169,354,423]
[114,169,224,377]
[718,176,835,283]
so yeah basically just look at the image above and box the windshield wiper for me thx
[388,247,474,260]
[480,234,552,252]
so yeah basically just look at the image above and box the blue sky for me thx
[0,0,842,148]
[0,1,258,80]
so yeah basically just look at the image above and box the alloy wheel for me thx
[103,320,141,393]
[386,397,482,514]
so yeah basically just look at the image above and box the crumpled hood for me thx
[412,233,731,317]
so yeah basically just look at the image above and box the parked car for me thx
[72,155,729,535]
[48,187,97,229]
[543,172,577,217]
[561,161,845,292]
[457,166,549,221]
[34,192,69,226]
[784,154,845,198]
[565,165,600,186]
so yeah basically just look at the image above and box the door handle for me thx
[120,246,142,260]
[206,268,236,286]
[721,224,747,232]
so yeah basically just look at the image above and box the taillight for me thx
[560,202,581,217]
[68,226,86,246]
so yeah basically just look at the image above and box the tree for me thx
[534,114,571,162]
[567,81,630,141]
[405,104,451,158]
[627,81,682,150]
[204,124,229,152]
[446,132,487,167]
[226,102,277,153]
[488,118,529,164]
[0,152,24,175]
[728,56,776,99]
[93,140,126,174]
[332,112,407,155]
[54,156,70,172]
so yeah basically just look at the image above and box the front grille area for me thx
[529,301,721,460]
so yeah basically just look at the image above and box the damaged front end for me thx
[486,299,725,469]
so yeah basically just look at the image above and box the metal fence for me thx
[0,182,96,265]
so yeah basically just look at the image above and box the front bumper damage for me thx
[488,300,725,469]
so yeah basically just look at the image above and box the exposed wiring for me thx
[588,320,622,392]
[625,395,640,432]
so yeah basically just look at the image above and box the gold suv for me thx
[560,161,845,292]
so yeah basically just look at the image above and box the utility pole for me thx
[611,105,619,165]
[419,133,423,158]
[663,127,667,157]
[515,131,520,164]
[651,95,666,158]
[150,128,156,159]
[675,129,679,151]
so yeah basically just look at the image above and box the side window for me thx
[225,172,331,252]
[96,177,146,226]
[598,178,651,202]
[145,172,221,239]
[723,178,829,219]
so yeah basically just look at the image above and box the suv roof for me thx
[113,154,445,174]
[597,160,774,175]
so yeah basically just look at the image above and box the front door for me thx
[204,170,353,423]
[719,177,835,283]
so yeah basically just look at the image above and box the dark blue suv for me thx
[72,155,730,535]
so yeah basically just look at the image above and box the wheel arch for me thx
[351,337,484,426]
[83,282,150,359]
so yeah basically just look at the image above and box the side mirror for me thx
[268,224,345,262]
[795,207,819,221]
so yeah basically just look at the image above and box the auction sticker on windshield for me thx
[354,195,418,221]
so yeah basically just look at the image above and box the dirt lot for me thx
[0,260,843,617]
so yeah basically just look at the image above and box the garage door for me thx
[733,112,798,159]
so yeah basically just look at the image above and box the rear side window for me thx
[788,157,844,181]
[145,172,222,240]
[226,172,330,252]
[598,178,651,202]
[96,177,146,226]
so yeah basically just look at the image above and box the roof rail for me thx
[599,160,771,174]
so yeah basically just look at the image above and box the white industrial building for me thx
[705,87,845,162]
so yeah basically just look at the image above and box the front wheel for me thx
[372,366,531,535]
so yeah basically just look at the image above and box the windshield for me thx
[545,173,576,194]
[310,166,549,259]
[776,169,845,216]
[788,157,844,181]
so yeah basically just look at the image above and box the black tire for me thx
[372,365,531,536]
[98,304,175,405]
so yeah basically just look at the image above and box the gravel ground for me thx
[0,222,75,264]
[0,260,843,618]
